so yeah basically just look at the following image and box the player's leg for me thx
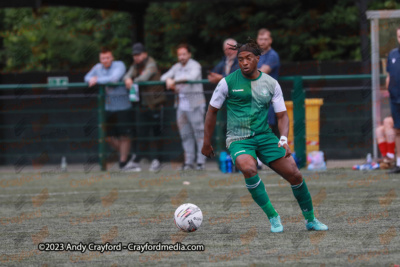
[187,105,206,170]
[269,156,328,231]
[376,125,392,168]
[149,106,163,172]
[105,136,120,166]
[106,137,119,151]
[376,125,388,157]
[256,132,327,231]
[105,111,119,150]
[117,109,131,163]
[119,136,131,162]
[394,127,400,168]
[388,102,400,173]
[104,111,121,164]
[230,140,282,232]
[177,108,195,169]
[117,109,140,172]
[383,117,395,160]
[133,106,150,165]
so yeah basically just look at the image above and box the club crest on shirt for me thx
[263,89,268,96]
[392,58,396,64]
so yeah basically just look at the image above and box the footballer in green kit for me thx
[201,38,328,232]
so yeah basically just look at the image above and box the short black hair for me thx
[228,37,262,56]
[177,43,191,53]
[100,47,112,54]
[257,28,271,37]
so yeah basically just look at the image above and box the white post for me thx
[371,18,380,159]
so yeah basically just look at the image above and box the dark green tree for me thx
[0,0,399,72]
[144,0,363,67]
[0,7,132,72]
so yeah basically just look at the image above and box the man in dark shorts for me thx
[386,26,400,173]
[84,47,140,172]
[202,38,328,232]
[123,43,166,172]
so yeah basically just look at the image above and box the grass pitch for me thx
[0,165,399,266]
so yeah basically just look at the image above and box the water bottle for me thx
[360,164,371,170]
[371,162,380,170]
[366,153,372,164]
[219,152,227,173]
[353,163,375,171]
[129,84,140,102]
[61,156,67,172]
[226,154,232,173]
[352,164,360,170]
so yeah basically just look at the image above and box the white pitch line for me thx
[0,177,397,197]
[0,189,149,197]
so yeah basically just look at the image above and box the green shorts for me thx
[228,133,285,166]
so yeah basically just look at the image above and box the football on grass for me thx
[174,203,203,232]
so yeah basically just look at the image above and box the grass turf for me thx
[0,167,399,266]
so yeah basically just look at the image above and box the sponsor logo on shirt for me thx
[392,58,396,64]
[232,89,244,92]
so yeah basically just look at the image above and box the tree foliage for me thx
[145,0,364,67]
[0,0,398,72]
[0,7,132,71]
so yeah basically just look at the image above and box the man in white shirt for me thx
[161,44,206,170]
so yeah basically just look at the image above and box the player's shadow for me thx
[153,193,169,212]
[152,235,168,244]
[14,232,29,249]
[82,230,100,244]
[83,192,101,211]
[219,225,232,234]
[360,232,377,248]
[222,192,238,211]
[288,231,308,250]
[14,195,29,211]
[362,192,376,212]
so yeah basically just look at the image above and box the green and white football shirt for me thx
[210,70,286,148]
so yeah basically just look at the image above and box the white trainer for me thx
[120,159,141,172]
[149,159,162,172]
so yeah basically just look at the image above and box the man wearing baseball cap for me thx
[124,43,166,172]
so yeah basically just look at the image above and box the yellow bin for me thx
[285,99,324,154]
[285,101,294,152]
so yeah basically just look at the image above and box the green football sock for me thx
[245,174,278,219]
[291,181,315,221]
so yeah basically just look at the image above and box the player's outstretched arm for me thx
[202,105,219,158]
[276,110,291,157]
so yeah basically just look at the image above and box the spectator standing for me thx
[123,43,166,172]
[386,26,400,173]
[84,47,139,172]
[257,28,281,137]
[161,44,206,170]
[208,38,239,84]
